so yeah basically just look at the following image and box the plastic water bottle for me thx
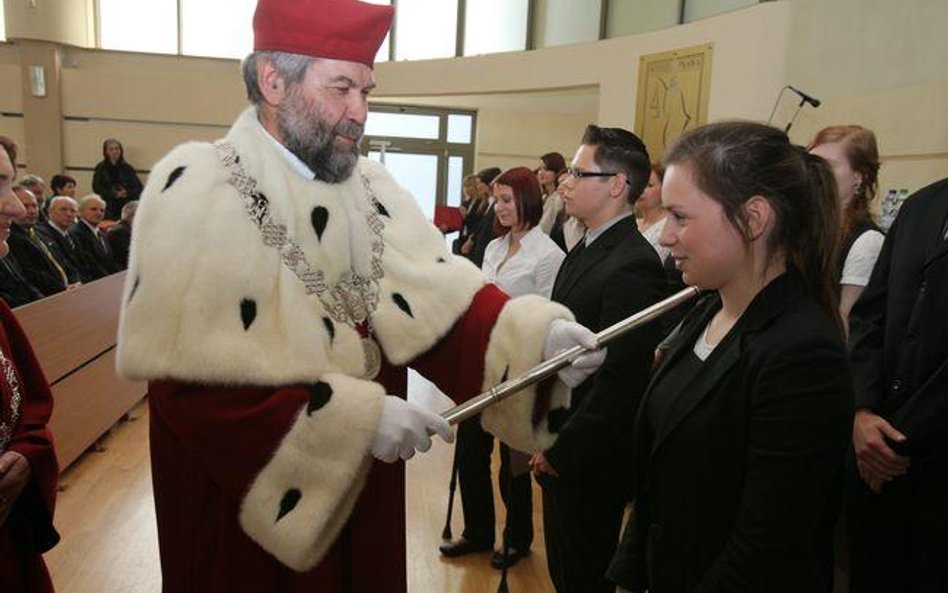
[879,189,898,231]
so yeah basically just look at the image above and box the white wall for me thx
[784,0,948,193]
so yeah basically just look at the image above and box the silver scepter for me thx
[441,286,701,425]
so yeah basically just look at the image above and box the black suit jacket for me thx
[544,216,667,495]
[36,222,85,284]
[468,202,496,269]
[107,220,132,270]
[848,177,948,517]
[0,253,45,307]
[68,221,116,280]
[7,224,68,296]
[607,273,853,593]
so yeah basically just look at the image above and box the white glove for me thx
[543,318,607,388]
[371,396,455,463]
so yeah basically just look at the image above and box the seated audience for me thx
[606,121,853,593]
[8,188,71,296]
[0,254,43,308]
[17,175,48,223]
[536,152,567,235]
[0,135,60,593]
[808,125,884,335]
[847,176,948,593]
[533,125,666,593]
[441,167,565,569]
[108,200,138,270]
[92,138,143,220]
[49,174,76,199]
[38,196,87,283]
[69,194,117,280]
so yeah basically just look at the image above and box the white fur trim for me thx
[360,158,485,364]
[117,108,482,385]
[479,295,574,453]
[238,373,383,571]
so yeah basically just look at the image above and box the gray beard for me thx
[276,94,363,184]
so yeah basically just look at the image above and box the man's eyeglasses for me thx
[565,167,629,185]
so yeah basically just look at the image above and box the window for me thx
[447,114,473,144]
[99,0,178,54]
[607,0,679,37]
[365,112,440,140]
[683,0,760,22]
[394,0,458,61]
[181,0,256,59]
[363,105,476,218]
[463,0,529,56]
[533,0,602,48]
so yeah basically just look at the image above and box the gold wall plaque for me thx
[635,43,713,161]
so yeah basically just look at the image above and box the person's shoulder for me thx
[898,177,948,220]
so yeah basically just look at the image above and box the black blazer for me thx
[545,216,667,495]
[6,225,68,296]
[607,273,853,593]
[0,254,44,307]
[848,177,948,517]
[468,202,496,269]
[36,222,85,284]
[107,220,132,270]
[68,221,117,280]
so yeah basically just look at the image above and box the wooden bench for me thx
[13,272,146,469]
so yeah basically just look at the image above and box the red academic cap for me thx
[253,0,394,68]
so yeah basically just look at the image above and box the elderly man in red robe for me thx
[116,1,602,591]
[0,136,60,593]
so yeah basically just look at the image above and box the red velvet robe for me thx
[0,300,59,593]
[148,285,511,592]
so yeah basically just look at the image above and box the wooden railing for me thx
[13,272,146,469]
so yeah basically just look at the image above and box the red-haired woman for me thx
[808,125,884,336]
[440,166,565,568]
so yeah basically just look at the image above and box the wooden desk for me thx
[14,272,146,469]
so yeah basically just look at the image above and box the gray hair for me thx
[78,193,106,209]
[241,51,316,106]
[48,195,78,210]
[18,173,45,188]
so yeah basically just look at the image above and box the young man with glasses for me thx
[530,125,668,593]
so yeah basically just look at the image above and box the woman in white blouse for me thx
[442,167,564,569]
[808,125,884,336]
[484,166,566,298]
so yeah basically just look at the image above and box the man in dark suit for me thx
[69,194,117,279]
[0,253,44,307]
[7,187,71,296]
[39,196,89,283]
[531,125,666,593]
[107,200,138,270]
[848,176,948,593]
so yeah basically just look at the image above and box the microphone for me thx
[788,86,821,108]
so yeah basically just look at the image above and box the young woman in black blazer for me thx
[607,121,854,593]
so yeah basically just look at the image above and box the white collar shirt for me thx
[482,225,566,299]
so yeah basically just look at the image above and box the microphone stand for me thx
[784,95,808,135]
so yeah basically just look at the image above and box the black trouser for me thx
[847,474,948,593]
[456,416,533,550]
[539,473,625,593]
